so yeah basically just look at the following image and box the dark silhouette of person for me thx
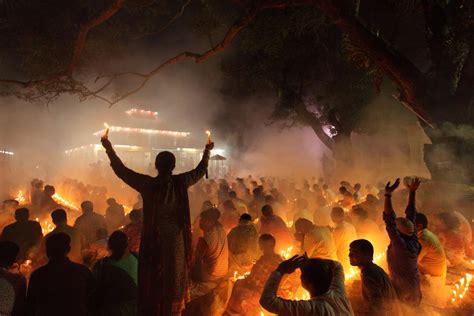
[101,136,213,316]
[349,239,400,315]
[92,231,138,316]
[1,208,42,261]
[0,241,27,316]
[105,198,125,232]
[26,233,94,316]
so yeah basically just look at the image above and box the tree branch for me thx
[294,101,334,150]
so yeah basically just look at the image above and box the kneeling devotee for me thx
[349,239,400,316]
[260,255,354,315]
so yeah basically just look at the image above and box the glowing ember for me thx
[15,190,26,204]
[451,273,472,304]
[280,246,293,259]
[233,271,250,281]
[52,193,80,211]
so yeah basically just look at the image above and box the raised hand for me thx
[385,178,400,194]
[205,142,215,151]
[406,177,421,192]
[101,136,113,151]
[276,255,307,274]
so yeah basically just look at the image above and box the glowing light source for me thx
[93,126,189,137]
[280,246,294,260]
[233,271,250,281]
[15,190,26,204]
[52,193,80,211]
[206,130,212,144]
[103,123,110,137]
[0,150,14,155]
[451,273,472,304]
[125,108,159,119]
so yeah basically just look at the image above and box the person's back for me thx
[93,231,138,316]
[0,241,27,316]
[260,257,354,316]
[26,233,94,316]
[305,225,338,260]
[74,202,106,246]
[1,208,42,261]
[105,199,125,232]
[202,222,228,281]
[418,228,446,278]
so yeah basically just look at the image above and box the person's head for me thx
[199,207,220,232]
[129,209,142,223]
[261,204,274,217]
[46,233,70,260]
[239,213,252,224]
[0,241,19,268]
[44,185,55,196]
[81,201,93,214]
[349,239,374,267]
[351,207,368,224]
[222,200,236,212]
[201,200,214,212]
[106,198,117,206]
[51,209,67,225]
[259,234,276,255]
[294,218,314,234]
[331,207,345,225]
[108,231,128,259]
[339,186,347,195]
[96,228,108,240]
[354,183,361,191]
[300,259,333,297]
[322,184,329,190]
[366,194,377,203]
[432,212,461,231]
[155,151,176,175]
[395,217,415,236]
[415,213,428,232]
[15,208,29,222]
[229,191,237,199]
[2,199,19,213]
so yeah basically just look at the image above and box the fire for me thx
[35,218,55,234]
[286,221,293,228]
[52,193,80,211]
[345,252,386,282]
[280,246,294,260]
[451,273,472,304]
[233,271,250,281]
[15,190,26,204]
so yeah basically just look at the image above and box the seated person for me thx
[349,239,400,316]
[227,214,259,274]
[260,205,293,251]
[122,209,142,253]
[190,207,229,300]
[225,234,284,315]
[92,231,138,315]
[294,218,337,260]
[331,207,357,272]
[260,256,354,315]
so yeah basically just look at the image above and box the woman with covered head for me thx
[101,135,214,316]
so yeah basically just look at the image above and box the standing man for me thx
[101,135,213,316]
[383,178,422,307]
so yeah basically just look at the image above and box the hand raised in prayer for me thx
[101,136,113,151]
[205,142,215,151]
[385,178,400,194]
[406,177,421,192]
[276,254,307,275]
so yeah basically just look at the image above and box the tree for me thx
[0,0,472,183]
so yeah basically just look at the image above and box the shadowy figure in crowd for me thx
[83,228,110,268]
[220,200,240,234]
[294,218,337,260]
[227,213,258,274]
[383,178,421,307]
[0,241,26,316]
[105,198,125,233]
[122,209,142,253]
[74,201,106,247]
[26,233,94,316]
[93,231,138,316]
[260,255,354,315]
[102,135,212,316]
[0,199,18,232]
[1,208,42,261]
[260,205,293,251]
[349,239,400,316]
[39,185,60,215]
[36,209,83,266]
[225,234,284,315]
[331,207,357,271]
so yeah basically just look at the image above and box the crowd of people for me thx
[0,140,472,316]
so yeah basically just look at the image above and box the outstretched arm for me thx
[180,142,213,187]
[383,179,403,244]
[405,178,420,224]
[101,137,150,192]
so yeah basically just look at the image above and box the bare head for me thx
[300,259,333,297]
[349,239,374,267]
[259,234,276,255]
[155,151,176,175]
